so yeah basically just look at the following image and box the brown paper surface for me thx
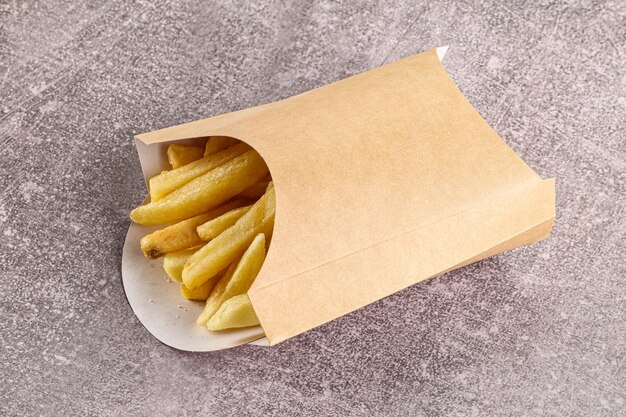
[135,48,555,345]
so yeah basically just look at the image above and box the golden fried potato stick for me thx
[150,142,250,201]
[196,205,251,241]
[130,150,269,225]
[181,278,218,301]
[204,136,238,156]
[196,233,266,326]
[163,248,200,282]
[167,144,205,169]
[206,293,260,330]
[238,181,271,200]
[139,200,247,258]
[182,183,275,290]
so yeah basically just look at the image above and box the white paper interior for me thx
[122,222,268,351]
[121,46,448,351]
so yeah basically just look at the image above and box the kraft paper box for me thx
[121,46,555,351]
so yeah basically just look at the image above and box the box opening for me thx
[122,135,274,351]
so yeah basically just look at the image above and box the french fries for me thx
[181,279,217,301]
[204,136,238,156]
[239,180,271,200]
[150,142,250,201]
[196,205,251,241]
[167,144,205,168]
[130,150,269,225]
[140,200,248,258]
[196,233,266,326]
[182,184,275,290]
[206,294,260,330]
[163,248,199,282]
[130,138,272,332]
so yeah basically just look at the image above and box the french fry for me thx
[196,233,266,326]
[140,200,247,258]
[239,180,271,200]
[167,144,205,169]
[204,136,238,156]
[181,278,217,301]
[196,205,252,241]
[206,294,260,330]
[182,184,275,289]
[163,248,199,282]
[149,142,250,201]
[130,150,269,225]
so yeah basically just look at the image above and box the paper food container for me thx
[121,46,555,351]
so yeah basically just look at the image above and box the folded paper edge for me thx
[444,178,556,272]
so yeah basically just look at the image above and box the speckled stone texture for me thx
[0,1,624,416]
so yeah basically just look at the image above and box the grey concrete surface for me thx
[1,1,624,416]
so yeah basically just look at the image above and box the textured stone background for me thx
[1,1,624,416]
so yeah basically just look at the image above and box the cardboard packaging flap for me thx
[134,47,555,346]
